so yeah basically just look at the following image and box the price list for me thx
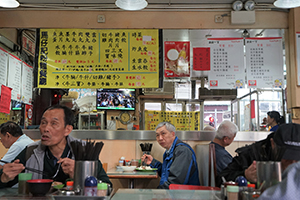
[208,38,245,89]
[245,37,283,88]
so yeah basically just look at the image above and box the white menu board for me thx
[245,37,284,88]
[208,38,245,89]
[0,48,8,93]
[7,54,22,101]
[22,62,33,104]
[296,33,300,85]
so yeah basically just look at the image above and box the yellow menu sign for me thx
[144,110,200,131]
[37,29,160,88]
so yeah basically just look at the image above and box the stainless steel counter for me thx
[23,129,271,142]
[23,130,215,141]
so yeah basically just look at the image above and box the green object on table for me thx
[18,173,32,181]
[52,183,64,190]
[18,173,32,195]
[135,168,158,172]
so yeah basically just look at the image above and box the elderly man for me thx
[0,105,111,187]
[257,123,300,200]
[216,123,300,187]
[211,120,238,174]
[0,121,34,169]
[141,122,200,189]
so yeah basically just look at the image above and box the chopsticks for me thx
[0,160,49,177]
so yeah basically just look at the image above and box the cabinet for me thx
[78,112,105,130]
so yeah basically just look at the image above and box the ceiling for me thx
[12,0,278,11]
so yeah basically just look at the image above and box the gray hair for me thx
[215,120,238,139]
[155,122,176,133]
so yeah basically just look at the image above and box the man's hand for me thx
[141,154,153,165]
[1,159,25,183]
[57,158,75,179]
[245,160,257,182]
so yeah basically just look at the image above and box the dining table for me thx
[0,187,110,200]
[107,167,158,189]
[0,188,51,200]
[111,188,222,200]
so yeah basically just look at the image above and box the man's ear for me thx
[64,125,73,136]
[5,132,11,138]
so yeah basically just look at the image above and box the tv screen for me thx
[96,89,135,111]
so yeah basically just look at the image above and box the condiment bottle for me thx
[227,185,239,200]
[84,176,98,196]
[119,156,125,166]
[97,183,108,196]
[235,176,248,200]
[66,181,74,191]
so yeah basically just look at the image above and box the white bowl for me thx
[121,166,137,172]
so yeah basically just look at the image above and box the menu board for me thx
[37,29,161,89]
[7,54,22,101]
[245,37,284,88]
[208,38,245,89]
[296,33,300,85]
[0,48,8,93]
[144,110,200,131]
[164,41,190,78]
[22,62,33,104]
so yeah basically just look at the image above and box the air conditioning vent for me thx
[199,88,237,100]
[143,82,174,96]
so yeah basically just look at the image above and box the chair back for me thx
[169,184,220,190]
[195,143,217,187]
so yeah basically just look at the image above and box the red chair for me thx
[169,184,221,191]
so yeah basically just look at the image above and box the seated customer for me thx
[0,105,111,187]
[141,122,200,189]
[211,120,238,175]
[216,123,300,187]
[0,121,34,169]
[257,124,300,200]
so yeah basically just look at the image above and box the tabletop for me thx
[0,188,110,200]
[111,189,221,200]
[0,188,51,200]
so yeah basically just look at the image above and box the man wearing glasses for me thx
[141,122,200,189]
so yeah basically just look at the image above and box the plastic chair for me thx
[169,184,221,191]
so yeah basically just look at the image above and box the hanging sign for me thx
[21,62,33,104]
[193,47,210,71]
[208,38,245,89]
[0,85,12,114]
[0,47,8,93]
[7,54,22,101]
[37,29,160,89]
[164,41,190,78]
[296,33,300,85]
[245,37,284,88]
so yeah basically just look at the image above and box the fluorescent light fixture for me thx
[115,0,148,11]
[274,0,300,8]
[0,0,19,8]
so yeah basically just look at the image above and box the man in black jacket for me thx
[215,132,275,187]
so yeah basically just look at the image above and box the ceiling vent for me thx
[143,82,174,96]
[199,88,237,101]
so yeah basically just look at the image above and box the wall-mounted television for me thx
[96,89,135,111]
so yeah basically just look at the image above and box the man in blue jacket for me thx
[142,122,200,189]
